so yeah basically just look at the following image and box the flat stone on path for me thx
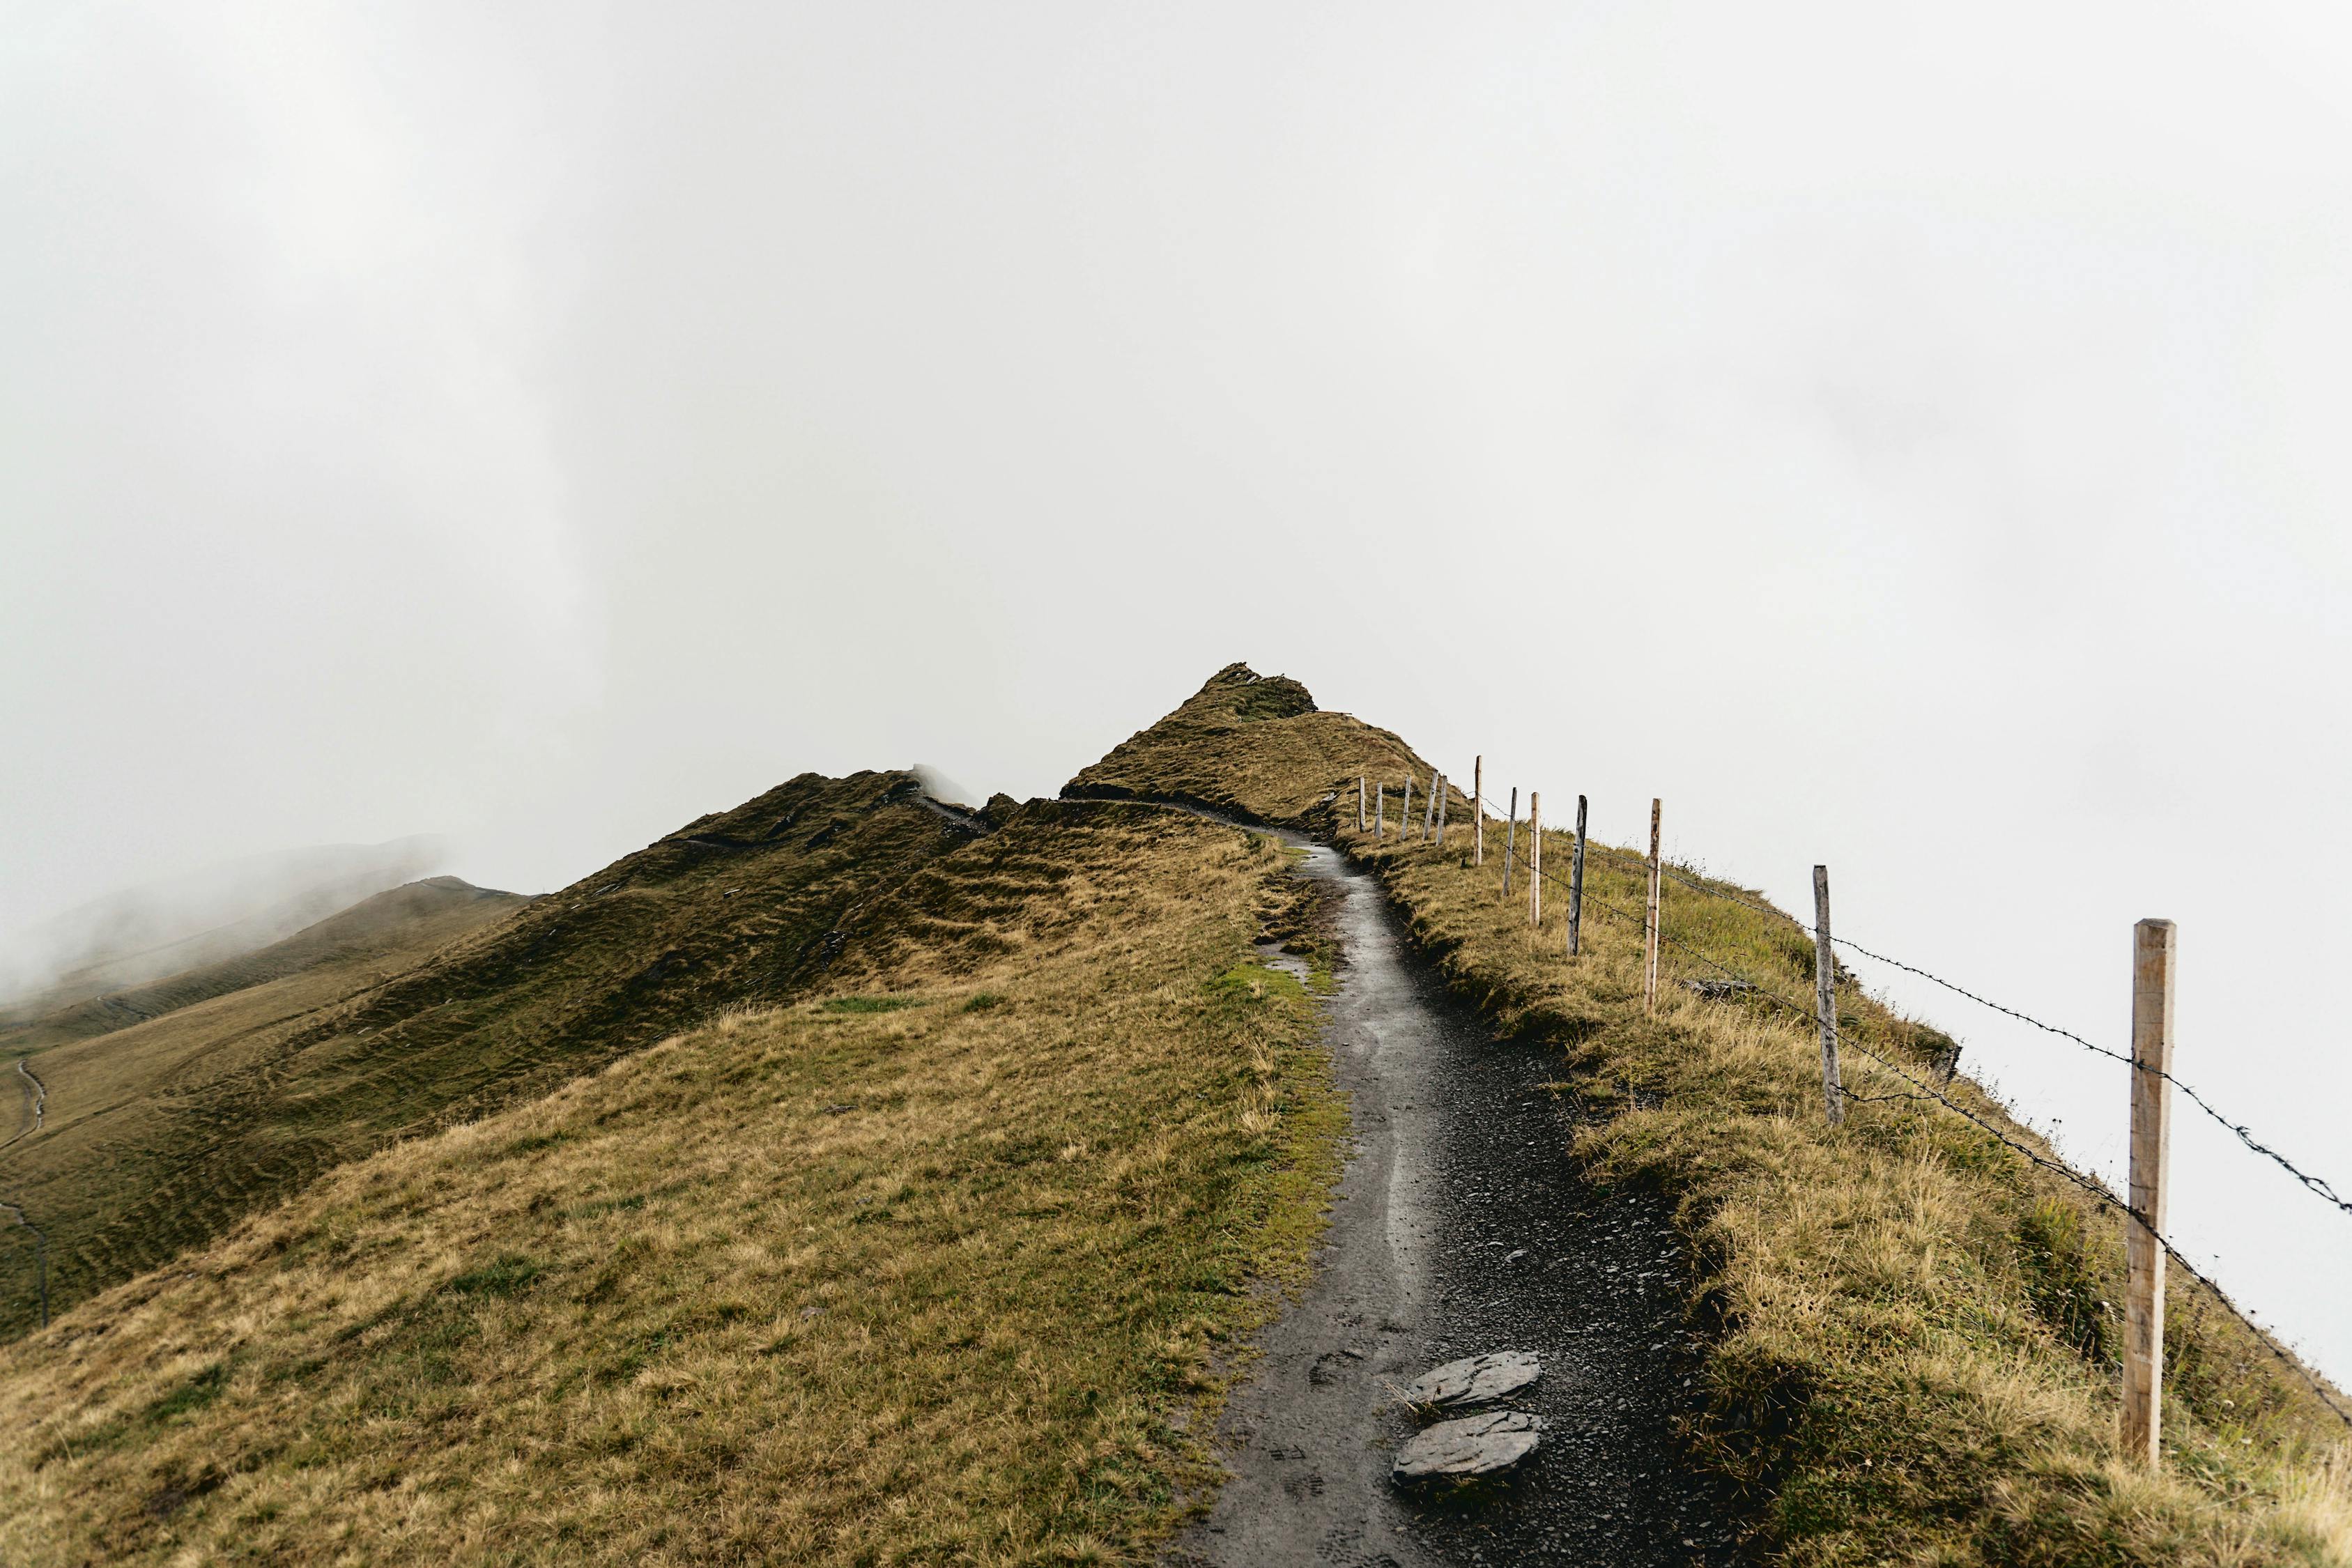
[1391,1411,1546,1483]
[1406,1349,1541,1408]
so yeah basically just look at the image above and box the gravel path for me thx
[1166,830,1749,1567]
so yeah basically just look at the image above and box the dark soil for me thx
[1401,994,1749,1566]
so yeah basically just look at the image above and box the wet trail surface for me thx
[1167,829,1746,1567]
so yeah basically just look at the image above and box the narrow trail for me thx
[1162,819,1745,1567]
[3,1056,47,1150]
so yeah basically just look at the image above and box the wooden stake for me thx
[1423,772,1439,840]
[1643,799,1662,1014]
[1813,865,1845,1126]
[1375,784,1385,839]
[1436,775,1449,845]
[1528,792,1543,926]
[1503,788,1518,898]
[1401,776,1412,843]
[1567,794,1588,956]
[1473,756,1484,866]
[2123,917,2177,1468]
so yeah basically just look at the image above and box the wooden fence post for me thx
[1567,794,1588,955]
[1401,776,1412,843]
[1813,866,1845,1126]
[1643,799,1662,1014]
[1473,756,1484,866]
[1358,776,1367,833]
[1436,775,1449,845]
[1528,792,1543,926]
[1375,785,1385,839]
[1424,773,1439,840]
[1503,788,1518,898]
[2123,917,2177,1467]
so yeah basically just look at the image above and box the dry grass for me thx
[0,769,971,1341]
[1066,662,1434,827]
[1358,822,2352,1565]
[0,804,1346,1565]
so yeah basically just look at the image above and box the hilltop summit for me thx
[1067,662,1424,825]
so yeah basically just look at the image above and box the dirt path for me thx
[1167,827,1746,1567]
[3,1056,46,1149]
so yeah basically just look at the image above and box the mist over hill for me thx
[0,836,449,1012]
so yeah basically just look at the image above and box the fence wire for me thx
[1450,829,2352,1435]
[1477,813,2352,1232]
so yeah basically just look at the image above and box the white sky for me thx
[6,2,2351,1386]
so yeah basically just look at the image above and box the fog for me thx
[5,3,2350,1381]
[0,836,447,1006]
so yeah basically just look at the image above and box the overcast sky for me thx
[6,2,2351,1385]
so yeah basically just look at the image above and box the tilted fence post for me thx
[1503,788,1518,898]
[1528,792,1543,926]
[1424,772,1440,840]
[1376,784,1385,839]
[2123,918,2177,1467]
[1436,775,1449,845]
[1643,799,1662,1014]
[1567,794,1588,956]
[1401,776,1412,843]
[1813,865,1845,1126]
[1473,755,1484,866]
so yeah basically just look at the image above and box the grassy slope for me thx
[1077,667,2352,1565]
[0,771,972,1339]
[0,799,1346,1565]
[1066,661,1435,826]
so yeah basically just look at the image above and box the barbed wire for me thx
[1473,836,2352,1435]
[1463,818,2352,1230]
[1824,946,2352,1224]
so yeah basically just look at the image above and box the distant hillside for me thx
[0,771,978,1338]
[1,877,523,1059]
[1,836,447,1013]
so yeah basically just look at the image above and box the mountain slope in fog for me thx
[1,836,447,1013]
[0,771,978,1338]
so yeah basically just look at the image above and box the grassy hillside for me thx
[1069,668,2352,1563]
[1066,661,1431,825]
[0,800,1344,1565]
[7,663,2342,1565]
[1,838,446,1017]
[0,771,976,1339]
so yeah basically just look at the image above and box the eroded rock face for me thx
[1391,1410,1546,1482]
[1406,1349,1541,1408]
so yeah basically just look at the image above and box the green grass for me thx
[821,994,928,1013]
